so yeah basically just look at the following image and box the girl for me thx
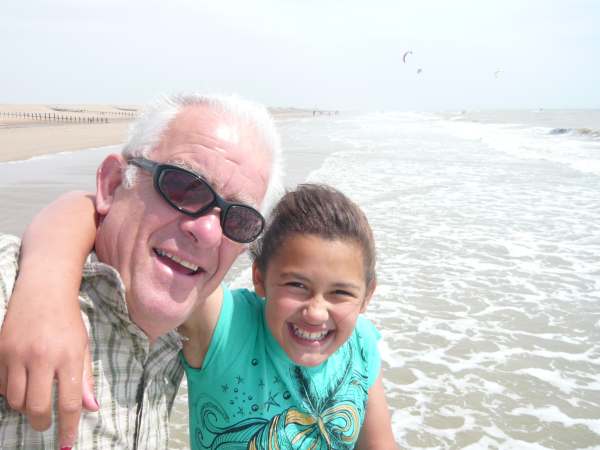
[5,184,397,449]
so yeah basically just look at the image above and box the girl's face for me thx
[253,234,375,367]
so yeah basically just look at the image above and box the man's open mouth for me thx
[154,248,202,275]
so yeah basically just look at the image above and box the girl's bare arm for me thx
[178,285,223,369]
[356,371,399,449]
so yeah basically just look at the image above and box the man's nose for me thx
[303,296,329,324]
[179,209,223,247]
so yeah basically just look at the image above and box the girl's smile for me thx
[253,233,374,367]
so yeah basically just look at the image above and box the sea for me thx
[1,110,599,449]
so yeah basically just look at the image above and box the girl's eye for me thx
[334,289,352,296]
[285,281,306,289]
[331,289,358,303]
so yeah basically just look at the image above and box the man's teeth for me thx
[291,324,329,341]
[156,249,199,272]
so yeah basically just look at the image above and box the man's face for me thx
[95,105,271,340]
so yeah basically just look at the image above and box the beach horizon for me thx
[0,103,314,163]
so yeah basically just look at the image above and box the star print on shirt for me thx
[264,392,280,412]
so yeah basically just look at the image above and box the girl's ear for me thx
[252,261,267,298]
[360,279,376,313]
[96,154,126,215]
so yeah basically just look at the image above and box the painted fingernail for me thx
[60,447,72,450]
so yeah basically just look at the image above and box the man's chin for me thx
[152,258,209,293]
[130,298,197,339]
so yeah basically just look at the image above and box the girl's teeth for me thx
[291,324,328,341]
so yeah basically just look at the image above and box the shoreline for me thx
[0,104,314,163]
[439,108,600,131]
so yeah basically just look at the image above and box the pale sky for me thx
[1,0,599,110]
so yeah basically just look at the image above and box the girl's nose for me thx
[302,296,329,324]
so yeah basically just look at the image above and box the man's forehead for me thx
[214,123,240,144]
[151,105,270,206]
[172,105,247,143]
[164,107,262,156]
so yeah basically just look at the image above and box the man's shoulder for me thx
[81,254,125,292]
[0,234,21,261]
[0,234,22,320]
[78,254,129,324]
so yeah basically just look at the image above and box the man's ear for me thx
[360,279,376,313]
[96,154,125,215]
[252,261,266,298]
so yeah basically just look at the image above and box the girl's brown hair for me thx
[251,183,376,287]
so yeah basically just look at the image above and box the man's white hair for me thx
[121,93,284,217]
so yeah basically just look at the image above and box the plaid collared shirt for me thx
[0,234,185,449]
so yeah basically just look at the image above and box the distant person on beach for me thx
[3,183,398,448]
[0,93,283,449]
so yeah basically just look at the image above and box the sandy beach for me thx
[0,104,313,163]
[0,103,317,237]
[0,104,137,162]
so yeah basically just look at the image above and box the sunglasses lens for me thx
[154,164,263,243]
[159,169,214,213]
[223,205,264,243]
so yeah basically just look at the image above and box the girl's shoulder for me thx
[354,315,381,345]
[349,316,382,388]
[192,287,265,373]
[229,288,265,315]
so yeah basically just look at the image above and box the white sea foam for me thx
[298,111,600,448]
[509,405,600,435]
[435,117,600,176]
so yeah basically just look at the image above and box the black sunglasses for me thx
[128,157,265,243]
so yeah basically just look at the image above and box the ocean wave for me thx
[549,127,600,139]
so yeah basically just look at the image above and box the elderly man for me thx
[0,93,282,449]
